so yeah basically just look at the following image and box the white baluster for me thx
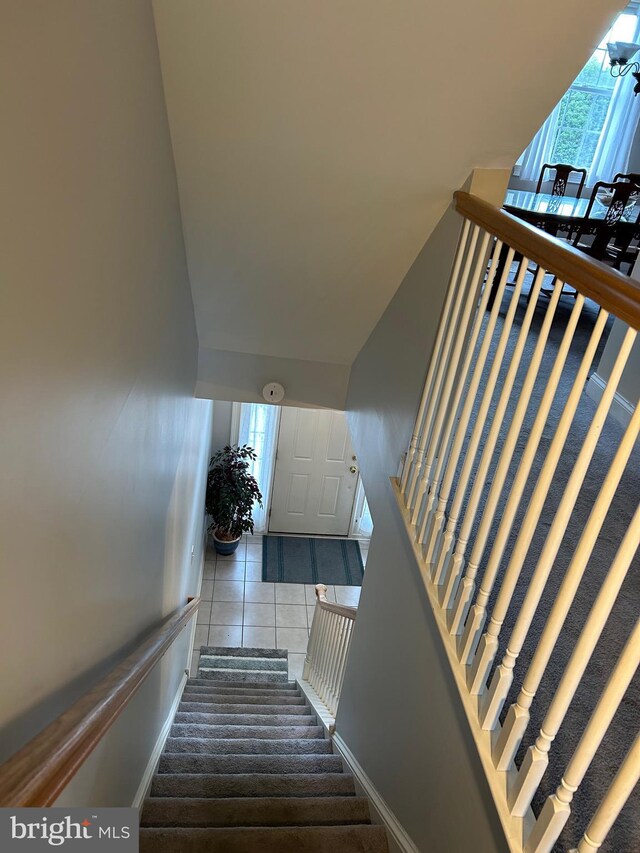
[494,400,640,770]
[573,732,640,853]
[466,304,609,694]
[524,617,640,853]
[432,260,544,590]
[418,241,514,564]
[402,220,472,498]
[411,229,490,530]
[407,225,482,513]
[446,268,557,631]
[480,325,637,728]
[509,505,640,820]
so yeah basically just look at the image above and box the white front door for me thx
[269,408,358,535]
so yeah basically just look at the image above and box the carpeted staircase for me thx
[140,646,388,852]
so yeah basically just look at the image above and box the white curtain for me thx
[237,403,280,533]
[589,16,640,183]
[518,101,562,183]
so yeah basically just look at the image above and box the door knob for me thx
[349,465,358,474]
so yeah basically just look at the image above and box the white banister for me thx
[392,190,640,853]
[302,583,357,718]
[572,732,640,853]
[525,617,640,853]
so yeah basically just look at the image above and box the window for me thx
[549,12,638,169]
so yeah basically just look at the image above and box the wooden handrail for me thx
[454,191,640,331]
[0,596,200,807]
[315,584,357,620]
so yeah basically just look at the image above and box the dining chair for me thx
[572,180,640,261]
[535,163,587,198]
[612,171,640,185]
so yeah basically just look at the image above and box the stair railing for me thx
[302,584,357,717]
[397,190,640,853]
[0,596,200,807]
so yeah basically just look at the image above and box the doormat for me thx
[262,535,364,586]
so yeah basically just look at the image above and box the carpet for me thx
[261,536,364,586]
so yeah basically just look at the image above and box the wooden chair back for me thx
[573,180,640,261]
[535,163,587,198]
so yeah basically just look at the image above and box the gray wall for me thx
[338,204,509,851]
[1,0,212,806]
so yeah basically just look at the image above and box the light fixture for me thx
[607,41,640,93]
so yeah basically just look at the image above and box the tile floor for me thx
[191,534,368,681]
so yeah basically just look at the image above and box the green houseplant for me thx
[206,444,263,555]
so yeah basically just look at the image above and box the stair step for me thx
[187,678,297,692]
[150,773,356,799]
[178,702,311,715]
[174,712,317,727]
[200,646,288,659]
[158,754,344,775]
[163,738,332,755]
[141,795,372,827]
[185,683,300,698]
[182,691,306,706]
[139,825,388,852]
[197,670,289,684]
[170,724,326,740]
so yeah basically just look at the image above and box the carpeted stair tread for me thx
[164,738,333,755]
[197,669,289,683]
[174,711,317,726]
[182,691,306,706]
[170,724,326,740]
[200,646,288,659]
[150,773,357,799]
[158,754,344,775]
[187,678,297,692]
[199,657,288,673]
[178,701,312,715]
[139,825,388,852]
[141,796,372,827]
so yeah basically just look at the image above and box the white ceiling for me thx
[153,1,621,367]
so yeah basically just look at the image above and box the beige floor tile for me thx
[243,602,276,627]
[213,580,244,602]
[197,601,212,625]
[276,604,307,628]
[305,585,321,605]
[306,605,316,627]
[208,625,242,647]
[335,586,361,607]
[288,652,306,681]
[275,584,306,605]
[244,581,275,603]
[243,626,276,648]
[189,649,200,676]
[276,627,309,654]
[203,561,216,580]
[215,563,245,581]
[245,563,263,582]
[200,580,214,601]
[210,601,243,626]
[193,624,209,649]
[245,543,263,562]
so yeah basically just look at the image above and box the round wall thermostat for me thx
[262,382,285,403]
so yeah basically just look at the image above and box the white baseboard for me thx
[585,372,634,429]
[131,671,188,809]
[332,732,420,853]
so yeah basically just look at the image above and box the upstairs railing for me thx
[0,597,200,807]
[302,584,357,718]
[396,191,639,853]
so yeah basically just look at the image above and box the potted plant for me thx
[206,444,263,555]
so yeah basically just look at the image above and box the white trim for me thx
[585,372,635,429]
[333,732,420,853]
[230,401,241,445]
[296,677,336,733]
[131,671,188,809]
